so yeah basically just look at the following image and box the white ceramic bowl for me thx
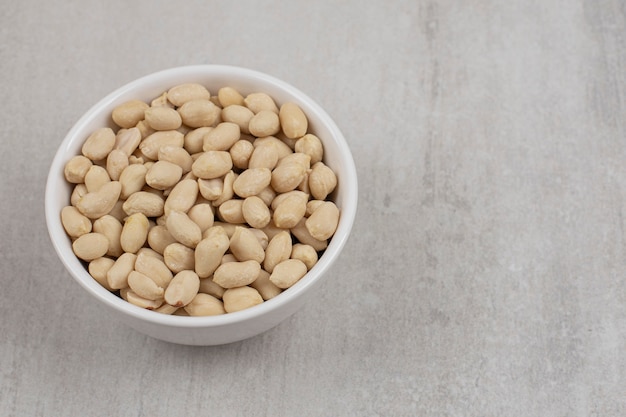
[45,65,357,346]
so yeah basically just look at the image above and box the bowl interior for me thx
[45,65,358,328]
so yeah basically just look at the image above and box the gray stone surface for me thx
[1,1,625,415]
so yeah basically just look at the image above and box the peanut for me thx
[233,167,272,198]
[120,212,150,253]
[290,243,319,270]
[184,127,213,154]
[119,163,148,199]
[112,100,149,129]
[167,83,211,107]
[269,259,307,289]
[309,161,338,200]
[197,177,223,201]
[147,225,177,254]
[115,127,142,156]
[305,201,340,241]
[191,151,233,179]
[279,102,308,139]
[218,199,245,224]
[249,110,280,137]
[223,286,263,313]
[107,252,137,290]
[212,260,261,289]
[199,277,226,299]
[128,270,164,301]
[229,139,254,169]
[145,160,183,190]
[229,226,265,263]
[144,106,182,131]
[75,181,122,219]
[263,231,292,273]
[106,149,129,181]
[61,205,92,238]
[184,293,226,316]
[177,99,220,128]
[295,134,324,165]
[187,203,214,232]
[139,130,184,160]
[166,211,202,248]
[158,145,193,173]
[164,179,198,215]
[164,270,200,307]
[93,215,123,257]
[272,191,307,228]
[134,250,173,288]
[250,269,282,300]
[221,104,254,134]
[217,87,245,107]
[122,191,165,217]
[194,226,230,278]
[163,243,195,273]
[82,127,116,161]
[72,232,109,261]
[64,155,93,183]
[242,196,271,229]
[84,165,111,193]
[88,257,115,291]
[244,92,279,114]
[203,122,240,151]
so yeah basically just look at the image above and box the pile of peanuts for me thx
[61,83,339,316]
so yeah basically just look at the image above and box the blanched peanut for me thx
[166,211,202,248]
[248,143,279,170]
[75,181,122,219]
[295,134,323,165]
[70,184,88,207]
[184,127,212,154]
[199,277,226,299]
[139,130,184,160]
[221,104,254,134]
[106,149,129,181]
[119,164,148,199]
[177,99,220,128]
[244,92,279,114]
[233,168,272,198]
[291,217,327,251]
[164,270,200,307]
[203,122,240,151]
[145,160,183,190]
[88,257,115,291]
[261,219,287,241]
[250,269,282,300]
[306,199,326,216]
[212,171,236,207]
[158,145,193,173]
[136,247,164,261]
[291,243,318,270]
[108,199,127,223]
[82,127,116,161]
[122,191,165,217]
[249,110,280,137]
[230,226,265,263]
[126,290,163,310]
[197,178,223,201]
[84,165,110,193]
[64,155,92,183]
[93,215,123,257]
[167,83,211,107]
[242,196,271,229]
[120,212,149,253]
[210,221,238,239]
[221,254,238,264]
[112,100,149,129]
[309,161,338,200]
[223,286,263,313]
[194,226,230,278]
[115,127,142,156]
[150,92,172,108]
[279,102,308,139]
[134,250,173,288]
[218,87,245,107]
[147,225,177,254]
[218,199,245,224]
[72,232,109,261]
[163,243,195,273]
[191,151,232,179]
[107,252,137,289]
[61,205,92,238]
[270,190,309,211]
[257,185,277,207]
[305,201,340,241]
[298,171,310,194]
[254,136,293,159]
[229,140,254,170]
[154,303,179,315]
[249,228,269,250]
[128,271,164,300]
[263,231,292,273]
[272,192,307,228]
[164,179,198,215]
[269,259,307,289]
[271,156,309,193]
[187,203,214,232]
[184,293,226,316]
[145,106,182,131]
[213,260,261,289]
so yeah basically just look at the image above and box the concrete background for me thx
[1,1,625,415]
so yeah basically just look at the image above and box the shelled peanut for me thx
[61,83,339,316]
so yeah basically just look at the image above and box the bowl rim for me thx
[45,64,358,329]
